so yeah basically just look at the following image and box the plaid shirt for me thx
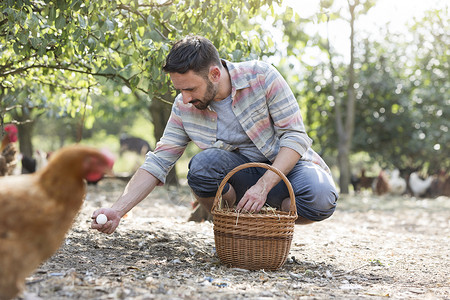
[141,60,331,183]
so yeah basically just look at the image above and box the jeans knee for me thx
[187,149,239,198]
[314,181,338,210]
[296,180,338,222]
[188,148,226,180]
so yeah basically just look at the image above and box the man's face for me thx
[170,70,218,110]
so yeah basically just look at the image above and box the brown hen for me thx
[0,145,111,300]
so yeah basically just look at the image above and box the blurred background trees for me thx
[1,0,448,192]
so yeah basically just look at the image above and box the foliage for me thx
[278,0,376,193]
[352,8,449,173]
[1,0,448,180]
[408,9,449,172]
[275,1,449,177]
[1,0,281,144]
[1,0,280,101]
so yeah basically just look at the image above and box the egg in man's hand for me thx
[96,214,108,225]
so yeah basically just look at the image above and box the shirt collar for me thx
[222,59,250,96]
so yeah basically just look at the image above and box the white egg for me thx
[96,214,108,225]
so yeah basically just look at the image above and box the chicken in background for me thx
[19,150,49,174]
[20,154,36,174]
[350,174,360,193]
[119,135,152,156]
[352,168,376,192]
[35,149,49,170]
[388,169,407,195]
[0,124,18,151]
[429,169,450,197]
[0,124,18,176]
[0,145,112,300]
[373,170,390,195]
[409,172,433,197]
[440,174,450,197]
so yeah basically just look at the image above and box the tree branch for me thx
[1,63,173,105]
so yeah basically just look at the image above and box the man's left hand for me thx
[236,180,268,213]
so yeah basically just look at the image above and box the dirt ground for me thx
[18,178,449,300]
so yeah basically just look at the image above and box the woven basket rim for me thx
[211,162,298,217]
[212,208,297,220]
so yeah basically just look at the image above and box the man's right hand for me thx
[91,208,121,234]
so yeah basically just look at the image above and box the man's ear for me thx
[208,66,221,82]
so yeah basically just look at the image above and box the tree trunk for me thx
[337,142,351,194]
[149,93,179,186]
[325,2,358,194]
[10,106,35,174]
[17,121,34,157]
[340,2,357,194]
[13,107,35,157]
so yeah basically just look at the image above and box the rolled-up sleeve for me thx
[264,65,312,157]
[140,99,190,184]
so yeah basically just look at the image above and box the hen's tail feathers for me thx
[0,143,17,176]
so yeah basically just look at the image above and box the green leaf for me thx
[48,7,56,23]
[132,50,140,60]
[56,0,67,10]
[105,19,115,31]
[72,0,82,11]
[73,28,82,40]
[78,14,87,29]
[78,41,86,53]
[87,36,97,50]
[55,13,66,30]
[130,76,140,88]
[149,30,162,42]
[28,14,39,29]
[37,44,46,56]
[151,65,160,79]
[13,42,20,54]
[18,32,28,44]
[30,37,40,48]
[147,15,154,26]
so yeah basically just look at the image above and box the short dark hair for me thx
[162,35,221,76]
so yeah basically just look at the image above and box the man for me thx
[91,35,338,234]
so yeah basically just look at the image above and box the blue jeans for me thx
[187,148,338,221]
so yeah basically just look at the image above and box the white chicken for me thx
[389,169,407,195]
[409,172,433,197]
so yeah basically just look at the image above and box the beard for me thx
[191,79,218,110]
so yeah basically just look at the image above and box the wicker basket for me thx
[212,162,297,270]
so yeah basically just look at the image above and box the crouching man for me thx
[91,35,338,234]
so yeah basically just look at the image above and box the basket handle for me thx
[211,162,297,215]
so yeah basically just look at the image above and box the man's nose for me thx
[182,91,192,104]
